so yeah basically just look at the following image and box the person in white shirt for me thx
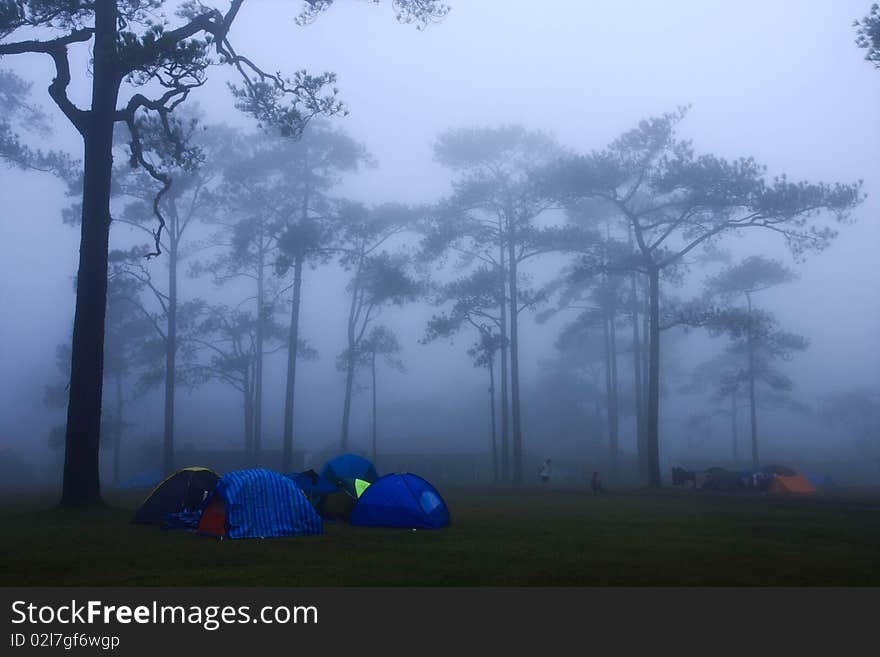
[539,459,552,488]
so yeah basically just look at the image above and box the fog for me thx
[1,0,878,491]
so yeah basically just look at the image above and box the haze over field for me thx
[1,0,878,493]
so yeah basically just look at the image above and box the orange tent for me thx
[769,474,817,495]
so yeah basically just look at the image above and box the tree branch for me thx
[0,29,93,133]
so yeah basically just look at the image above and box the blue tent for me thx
[197,469,322,539]
[320,454,379,497]
[805,473,835,488]
[286,469,338,504]
[350,473,450,529]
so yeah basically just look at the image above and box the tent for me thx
[769,474,817,495]
[286,469,338,503]
[286,468,341,516]
[197,469,322,539]
[671,467,697,487]
[320,454,379,498]
[131,466,220,525]
[320,489,357,521]
[702,467,744,490]
[350,473,450,529]
[805,473,835,489]
[288,468,363,520]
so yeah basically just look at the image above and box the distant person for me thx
[591,471,604,494]
[539,459,552,488]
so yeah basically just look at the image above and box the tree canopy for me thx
[856,4,880,67]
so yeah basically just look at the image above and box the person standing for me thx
[539,459,552,488]
[591,471,604,494]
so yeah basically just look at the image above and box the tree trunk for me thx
[113,371,123,486]
[60,0,120,507]
[340,275,361,450]
[642,275,650,415]
[488,359,498,484]
[243,379,254,456]
[498,241,510,482]
[163,233,177,475]
[282,255,303,472]
[371,350,377,464]
[646,266,662,487]
[610,316,619,467]
[602,314,613,464]
[253,234,265,457]
[746,293,759,469]
[507,228,523,484]
[731,389,739,464]
[606,310,620,479]
[282,168,311,471]
[340,355,355,451]
[630,272,646,483]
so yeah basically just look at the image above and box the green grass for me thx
[2,486,880,586]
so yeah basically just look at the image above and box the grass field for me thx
[2,486,880,586]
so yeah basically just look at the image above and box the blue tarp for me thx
[350,473,450,529]
[207,469,322,539]
[161,509,202,531]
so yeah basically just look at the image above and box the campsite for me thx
[1,2,879,597]
[7,453,878,586]
[3,482,880,586]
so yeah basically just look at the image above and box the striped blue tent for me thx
[197,469,322,539]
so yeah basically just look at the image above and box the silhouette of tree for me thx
[541,109,863,485]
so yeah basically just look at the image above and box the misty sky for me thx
[1,1,878,473]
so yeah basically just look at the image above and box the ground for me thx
[2,486,879,586]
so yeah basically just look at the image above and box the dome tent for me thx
[286,469,338,506]
[131,466,219,525]
[320,488,357,521]
[320,453,379,498]
[197,469,322,539]
[769,473,817,495]
[350,473,450,529]
[285,468,346,519]
[804,473,835,489]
